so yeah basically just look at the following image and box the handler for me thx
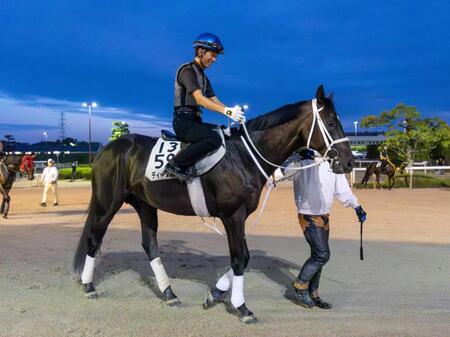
[291,149,367,309]
[165,33,246,180]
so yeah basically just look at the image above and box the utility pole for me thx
[59,111,66,142]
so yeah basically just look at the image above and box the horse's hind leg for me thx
[127,195,181,307]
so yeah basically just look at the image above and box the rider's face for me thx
[201,50,218,68]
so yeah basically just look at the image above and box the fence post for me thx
[409,168,413,189]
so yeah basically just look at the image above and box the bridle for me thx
[240,98,350,184]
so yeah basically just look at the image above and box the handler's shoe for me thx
[53,202,58,206]
[164,161,191,181]
[311,296,332,309]
[203,287,228,310]
[292,280,315,308]
[40,202,47,207]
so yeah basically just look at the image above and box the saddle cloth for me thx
[145,128,226,182]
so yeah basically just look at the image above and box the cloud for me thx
[0,91,171,143]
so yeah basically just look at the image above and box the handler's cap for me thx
[47,158,55,164]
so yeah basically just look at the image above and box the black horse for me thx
[73,85,353,323]
[0,154,35,218]
[361,160,406,190]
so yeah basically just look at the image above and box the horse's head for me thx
[19,154,35,180]
[305,85,354,174]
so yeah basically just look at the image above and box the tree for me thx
[360,103,450,166]
[109,121,130,141]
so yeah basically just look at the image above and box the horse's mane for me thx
[244,100,307,132]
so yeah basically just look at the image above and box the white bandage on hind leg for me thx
[216,268,233,291]
[81,255,96,284]
[231,275,245,308]
[150,257,170,293]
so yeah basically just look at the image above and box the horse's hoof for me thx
[203,288,228,310]
[83,283,98,299]
[164,297,182,308]
[226,303,258,324]
[2,215,7,219]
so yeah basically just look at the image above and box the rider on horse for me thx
[165,33,246,180]
[378,144,395,170]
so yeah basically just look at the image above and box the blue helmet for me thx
[193,33,224,54]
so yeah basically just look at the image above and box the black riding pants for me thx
[297,214,331,292]
[172,113,222,167]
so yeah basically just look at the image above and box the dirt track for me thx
[1,180,449,337]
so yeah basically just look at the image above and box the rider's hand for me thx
[355,205,367,223]
[224,106,245,123]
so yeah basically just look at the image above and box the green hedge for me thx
[354,173,450,189]
[58,166,92,180]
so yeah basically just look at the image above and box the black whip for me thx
[359,220,364,261]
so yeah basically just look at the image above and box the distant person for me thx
[40,158,59,207]
[436,157,445,175]
[289,149,367,309]
[71,161,78,181]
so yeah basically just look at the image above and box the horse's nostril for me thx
[348,159,354,168]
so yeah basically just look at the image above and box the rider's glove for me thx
[224,106,246,123]
[355,205,367,223]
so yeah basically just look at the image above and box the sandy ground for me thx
[0,180,449,337]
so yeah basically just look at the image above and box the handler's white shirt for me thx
[292,159,359,215]
[41,166,59,184]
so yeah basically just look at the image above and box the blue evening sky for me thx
[0,1,449,143]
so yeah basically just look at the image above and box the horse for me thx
[0,154,35,218]
[73,85,354,323]
[361,160,405,190]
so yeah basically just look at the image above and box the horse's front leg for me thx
[206,209,256,324]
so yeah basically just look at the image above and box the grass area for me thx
[58,166,92,180]
[354,173,450,189]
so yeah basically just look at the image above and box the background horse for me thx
[361,160,406,190]
[0,154,35,218]
[73,85,353,323]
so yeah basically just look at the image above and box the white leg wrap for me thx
[150,257,170,293]
[231,275,245,308]
[216,269,233,291]
[81,255,95,284]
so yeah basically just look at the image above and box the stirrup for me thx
[164,162,191,181]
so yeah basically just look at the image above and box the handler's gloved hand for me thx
[224,106,246,123]
[355,205,367,223]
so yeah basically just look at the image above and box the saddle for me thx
[145,127,226,181]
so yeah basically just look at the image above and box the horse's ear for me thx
[328,92,334,102]
[316,85,325,101]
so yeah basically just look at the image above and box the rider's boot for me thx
[164,161,191,181]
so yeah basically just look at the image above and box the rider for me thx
[165,33,246,180]
[379,144,394,169]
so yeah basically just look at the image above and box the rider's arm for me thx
[192,90,227,114]
[210,96,226,108]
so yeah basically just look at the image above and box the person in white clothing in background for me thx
[40,158,59,207]
[290,149,367,309]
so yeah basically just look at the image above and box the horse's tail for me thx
[73,135,137,275]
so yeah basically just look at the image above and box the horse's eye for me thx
[327,120,335,127]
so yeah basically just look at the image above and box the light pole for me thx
[43,132,48,144]
[82,102,97,165]
[353,121,359,136]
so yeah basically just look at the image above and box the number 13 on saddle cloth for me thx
[146,139,181,181]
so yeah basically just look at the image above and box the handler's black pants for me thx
[297,214,330,293]
[172,113,222,168]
